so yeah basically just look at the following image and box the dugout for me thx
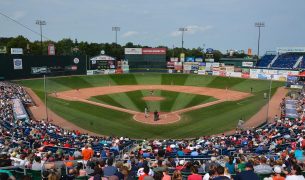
[0,54,86,80]
[124,48,166,69]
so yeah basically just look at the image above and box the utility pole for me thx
[255,22,265,59]
[112,26,121,45]
[36,20,46,55]
[179,27,188,51]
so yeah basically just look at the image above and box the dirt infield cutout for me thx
[52,85,251,125]
[142,96,165,101]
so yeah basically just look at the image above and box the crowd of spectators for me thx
[1,82,305,180]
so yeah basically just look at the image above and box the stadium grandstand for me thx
[257,48,305,70]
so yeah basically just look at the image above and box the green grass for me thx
[89,90,217,112]
[16,74,285,138]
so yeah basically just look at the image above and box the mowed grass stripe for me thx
[184,74,216,87]
[206,76,246,89]
[81,75,117,87]
[49,76,94,90]
[109,74,138,85]
[161,74,189,85]
[134,73,162,85]
[89,95,125,109]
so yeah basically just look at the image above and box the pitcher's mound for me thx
[133,112,180,125]
[142,96,165,101]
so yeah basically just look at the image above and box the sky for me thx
[1,0,305,54]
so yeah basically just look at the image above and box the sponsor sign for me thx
[90,55,115,61]
[73,58,80,64]
[183,64,192,71]
[186,57,195,62]
[31,67,48,74]
[124,48,142,55]
[212,71,220,76]
[170,57,179,62]
[225,66,235,72]
[142,48,166,55]
[13,59,23,69]
[0,46,7,54]
[11,48,23,55]
[174,62,183,70]
[242,62,253,67]
[180,53,185,62]
[242,73,250,78]
[87,70,94,75]
[167,62,175,68]
[198,70,206,75]
[277,47,305,53]
[195,57,203,62]
[48,44,56,55]
[212,62,220,67]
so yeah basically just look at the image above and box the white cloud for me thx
[170,25,213,37]
[122,31,139,38]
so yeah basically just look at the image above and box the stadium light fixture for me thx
[36,20,47,55]
[112,26,121,45]
[255,22,265,59]
[179,27,188,50]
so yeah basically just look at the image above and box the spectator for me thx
[212,166,230,180]
[254,157,273,175]
[225,156,235,174]
[172,170,182,180]
[272,166,285,180]
[138,166,152,180]
[31,156,42,171]
[286,164,305,180]
[104,158,118,177]
[187,166,202,180]
[235,162,259,180]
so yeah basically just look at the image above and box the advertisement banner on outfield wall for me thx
[242,62,253,67]
[198,70,206,75]
[195,58,203,62]
[242,73,250,78]
[180,53,185,62]
[174,62,183,70]
[13,59,23,70]
[124,48,142,54]
[170,57,179,62]
[212,62,220,67]
[167,62,175,69]
[11,48,23,55]
[212,71,220,76]
[183,64,192,71]
[226,72,242,78]
[219,70,226,76]
[225,66,235,72]
[205,63,212,71]
[142,48,166,55]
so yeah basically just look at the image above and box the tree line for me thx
[0,35,230,61]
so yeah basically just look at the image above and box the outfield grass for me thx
[17,74,284,139]
[89,90,217,112]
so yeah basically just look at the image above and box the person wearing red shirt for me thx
[187,166,202,180]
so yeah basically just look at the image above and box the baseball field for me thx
[17,73,285,139]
